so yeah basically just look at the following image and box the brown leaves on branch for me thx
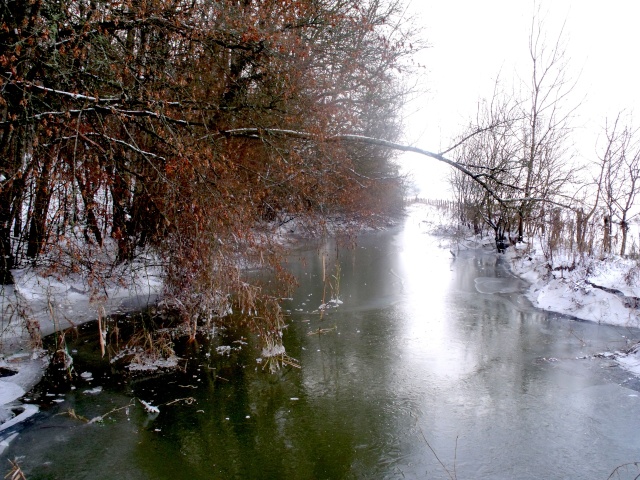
[0,0,419,352]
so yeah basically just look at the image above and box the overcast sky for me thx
[400,0,640,199]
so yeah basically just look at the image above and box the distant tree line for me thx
[448,13,640,261]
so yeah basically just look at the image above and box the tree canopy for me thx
[0,0,419,354]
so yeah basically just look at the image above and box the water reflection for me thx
[3,207,640,479]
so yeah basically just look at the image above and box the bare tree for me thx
[515,8,578,241]
[445,7,580,252]
[449,85,522,247]
[598,114,640,256]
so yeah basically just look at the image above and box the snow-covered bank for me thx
[1,263,163,352]
[505,238,640,377]
[506,239,640,329]
[409,201,640,377]
[0,262,163,452]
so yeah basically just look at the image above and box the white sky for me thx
[399,0,640,199]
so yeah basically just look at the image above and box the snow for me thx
[2,262,163,346]
[411,201,640,377]
[126,354,180,372]
[617,347,640,377]
[0,261,162,443]
[261,343,286,358]
[83,386,103,395]
[2,201,640,441]
[0,352,48,454]
[505,241,640,329]
[139,399,160,414]
[0,381,24,405]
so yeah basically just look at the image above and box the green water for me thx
[3,210,640,479]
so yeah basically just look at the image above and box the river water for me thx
[2,206,640,479]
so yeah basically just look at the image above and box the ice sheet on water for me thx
[474,277,528,294]
[0,381,24,405]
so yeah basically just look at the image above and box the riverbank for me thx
[0,261,164,453]
[409,201,640,376]
[505,238,640,376]
[0,212,399,451]
[2,201,639,456]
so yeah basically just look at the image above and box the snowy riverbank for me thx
[411,201,640,377]
[0,262,163,454]
[505,239,640,376]
[2,202,640,453]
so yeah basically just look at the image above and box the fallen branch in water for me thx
[307,326,337,336]
[59,400,136,424]
[418,426,458,480]
[5,459,27,480]
[606,461,640,480]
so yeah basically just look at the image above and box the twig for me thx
[607,462,640,480]
[418,426,457,480]
[163,397,196,406]
[88,401,136,424]
[5,459,27,480]
[307,326,337,336]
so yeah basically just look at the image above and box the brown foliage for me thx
[0,0,417,350]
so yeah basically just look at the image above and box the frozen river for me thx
[2,207,640,479]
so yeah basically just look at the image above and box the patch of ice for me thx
[617,355,640,376]
[0,404,38,434]
[261,344,286,358]
[0,381,25,405]
[318,298,343,311]
[474,277,528,294]
[127,355,180,371]
[216,345,232,356]
[615,343,640,377]
[0,432,18,456]
[139,399,159,414]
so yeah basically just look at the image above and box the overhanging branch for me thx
[218,128,512,207]
[218,128,576,211]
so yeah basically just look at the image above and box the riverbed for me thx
[2,207,640,479]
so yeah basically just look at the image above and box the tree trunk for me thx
[109,162,134,263]
[603,215,611,254]
[76,174,103,247]
[516,211,524,242]
[0,214,15,285]
[576,208,584,253]
[26,157,54,259]
[620,219,628,257]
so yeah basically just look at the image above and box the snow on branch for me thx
[84,133,166,160]
[24,83,121,103]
